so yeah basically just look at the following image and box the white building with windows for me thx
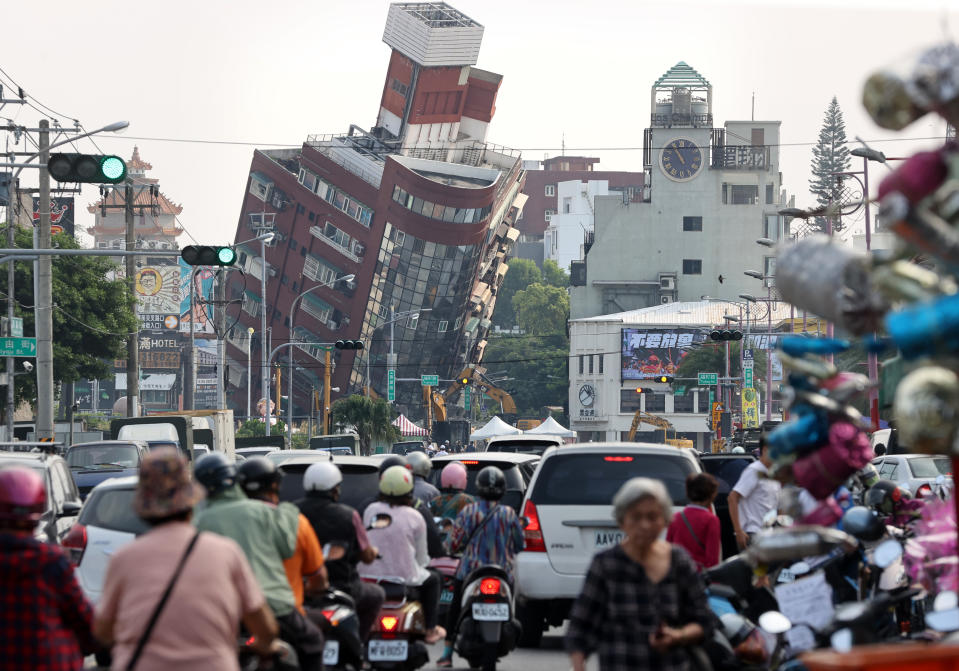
[569,299,794,450]
[544,179,609,271]
[569,62,793,318]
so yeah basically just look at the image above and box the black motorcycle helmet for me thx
[476,466,506,501]
[237,457,283,497]
[378,455,410,476]
[864,479,911,515]
[194,452,237,496]
[841,505,885,542]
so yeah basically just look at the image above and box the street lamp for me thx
[257,231,275,435]
[246,327,254,420]
[364,307,430,400]
[756,237,776,248]
[287,273,355,446]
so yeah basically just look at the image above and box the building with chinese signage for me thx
[569,299,793,451]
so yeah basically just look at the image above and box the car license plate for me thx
[594,530,624,549]
[368,638,408,661]
[323,640,339,665]
[440,589,454,604]
[472,602,509,621]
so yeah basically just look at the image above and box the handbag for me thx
[125,531,201,671]
[680,510,706,553]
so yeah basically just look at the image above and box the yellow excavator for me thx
[627,410,694,449]
[422,366,518,427]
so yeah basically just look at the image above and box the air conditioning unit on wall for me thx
[660,276,676,290]
[661,295,673,304]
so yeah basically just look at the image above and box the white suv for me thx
[514,443,703,646]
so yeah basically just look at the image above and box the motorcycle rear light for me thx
[480,578,501,595]
[320,609,336,624]
[380,616,399,632]
[604,456,633,462]
[62,523,87,564]
[522,499,546,553]
[245,636,256,646]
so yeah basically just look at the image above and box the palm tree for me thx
[331,394,400,455]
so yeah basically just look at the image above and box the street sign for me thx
[698,372,718,386]
[387,369,396,402]
[10,318,22,338]
[744,367,754,389]
[711,401,723,432]
[743,348,754,361]
[0,337,36,357]
[421,374,439,387]
[673,386,686,396]
[464,385,471,411]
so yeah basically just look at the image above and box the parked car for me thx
[872,453,952,496]
[483,434,563,456]
[428,452,541,512]
[513,442,702,646]
[65,440,150,500]
[268,448,354,465]
[65,476,146,603]
[390,440,427,455]
[276,455,382,511]
[236,446,281,460]
[0,450,82,544]
[698,452,757,559]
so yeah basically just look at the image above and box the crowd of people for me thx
[0,431,792,671]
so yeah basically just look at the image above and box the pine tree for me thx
[808,96,851,234]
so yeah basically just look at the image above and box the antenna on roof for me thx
[561,132,565,156]
[752,92,755,121]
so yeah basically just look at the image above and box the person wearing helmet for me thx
[731,446,746,454]
[295,461,384,641]
[429,462,475,529]
[437,466,524,667]
[194,452,325,671]
[407,451,440,504]
[865,478,924,526]
[237,458,328,617]
[360,466,446,644]
[94,449,281,669]
[360,455,445,559]
[0,466,97,671]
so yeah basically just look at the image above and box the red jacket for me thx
[666,505,721,569]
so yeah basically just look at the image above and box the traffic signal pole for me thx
[36,120,54,440]
[125,180,139,418]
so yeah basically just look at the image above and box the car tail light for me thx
[917,484,933,497]
[480,578,501,595]
[380,615,399,632]
[62,523,87,564]
[522,499,546,552]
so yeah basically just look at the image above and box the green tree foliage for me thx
[513,283,569,336]
[482,334,568,418]
[809,96,851,234]
[3,227,138,408]
[236,418,287,438]
[541,259,569,288]
[491,258,540,329]
[330,394,399,456]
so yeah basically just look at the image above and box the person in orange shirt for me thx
[237,458,328,613]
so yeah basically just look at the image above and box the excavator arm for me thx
[443,366,518,416]
[627,411,672,442]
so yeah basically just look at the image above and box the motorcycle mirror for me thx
[758,610,792,635]
[830,628,854,653]
[934,591,958,612]
[926,608,959,632]
[368,513,393,530]
[322,543,347,561]
[873,539,903,568]
[842,506,884,542]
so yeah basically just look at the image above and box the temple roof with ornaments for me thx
[87,147,184,234]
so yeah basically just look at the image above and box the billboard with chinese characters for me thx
[134,264,181,315]
[179,260,215,334]
[621,329,706,381]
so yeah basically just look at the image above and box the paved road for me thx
[88,627,597,670]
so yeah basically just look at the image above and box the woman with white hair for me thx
[565,477,713,671]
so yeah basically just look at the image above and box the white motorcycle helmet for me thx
[406,451,432,479]
[304,461,343,492]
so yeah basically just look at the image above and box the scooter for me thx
[312,544,366,671]
[453,565,521,671]
[363,514,430,671]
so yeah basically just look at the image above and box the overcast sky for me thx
[4,0,957,245]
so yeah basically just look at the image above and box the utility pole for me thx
[6,190,15,441]
[36,120,54,439]
[125,180,139,418]
[215,269,227,408]
[323,349,331,435]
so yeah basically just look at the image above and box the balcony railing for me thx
[309,225,360,263]
[650,112,713,128]
[711,145,771,171]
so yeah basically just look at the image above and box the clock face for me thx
[660,138,703,182]
[579,384,595,407]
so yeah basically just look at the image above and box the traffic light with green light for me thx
[48,153,127,184]
[180,245,237,267]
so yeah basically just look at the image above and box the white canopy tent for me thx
[469,416,521,441]
[525,416,576,438]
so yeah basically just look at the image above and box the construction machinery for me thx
[422,366,518,428]
[627,410,694,449]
